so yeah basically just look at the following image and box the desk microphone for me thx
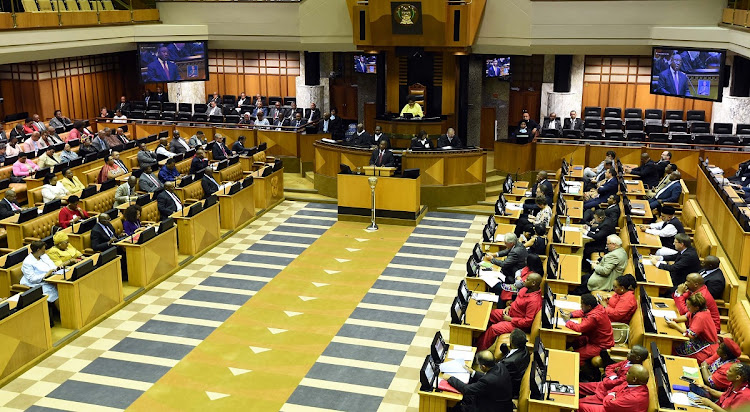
[470,282,483,305]
[514,168,520,187]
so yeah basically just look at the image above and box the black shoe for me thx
[599,349,615,367]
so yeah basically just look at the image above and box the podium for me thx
[337,173,426,225]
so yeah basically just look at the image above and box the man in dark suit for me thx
[437,128,463,148]
[529,171,554,209]
[354,124,371,146]
[207,92,221,105]
[190,149,209,175]
[369,140,394,167]
[625,153,659,188]
[581,210,617,273]
[157,182,183,221]
[542,112,563,136]
[446,350,513,412]
[371,125,391,149]
[498,328,531,398]
[235,92,250,112]
[564,110,584,131]
[699,255,725,301]
[328,108,344,140]
[91,213,119,252]
[583,168,618,210]
[114,96,130,115]
[488,233,528,288]
[290,112,307,129]
[650,233,701,294]
[138,165,163,193]
[146,44,181,82]
[0,189,21,219]
[410,130,432,149]
[648,171,682,210]
[150,86,169,103]
[304,102,321,124]
[201,172,220,198]
[487,58,504,77]
[212,135,232,161]
[655,151,673,179]
[656,54,690,96]
[268,101,285,124]
[355,56,368,73]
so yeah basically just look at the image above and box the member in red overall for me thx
[560,293,615,365]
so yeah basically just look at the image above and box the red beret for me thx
[721,337,742,358]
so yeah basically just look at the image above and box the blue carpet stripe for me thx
[287,213,473,411]
[37,203,336,411]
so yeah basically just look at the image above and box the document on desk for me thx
[440,359,468,374]
[642,259,653,266]
[556,318,579,327]
[450,372,470,384]
[555,300,581,311]
[479,270,505,287]
[447,349,475,362]
[473,292,500,303]
[450,344,473,352]
[708,166,724,175]
[671,392,710,409]
[562,226,581,232]
[505,203,523,211]
[682,366,701,379]
[651,309,678,318]
[624,180,639,185]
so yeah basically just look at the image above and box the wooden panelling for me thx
[205,50,299,101]
[479,106,496,150]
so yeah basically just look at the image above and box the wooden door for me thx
[480,106,496,149]
[331,84,358,120]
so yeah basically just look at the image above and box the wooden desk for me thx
[622,179,646,197]
[417,345,476,412]
[217,184,255,230]
[629,199,654,224]
[1,208,58,249]
[566,200,584,221]
[256,129,300,158]
[632,226,663,251]
[46,255,123,330]
[643,297,688,355]
[375,118,447,140]
[527,349,580,412]
[448,298,492,346]
[251,167,285,212]
[495,205,522,224]
[0,297,51,382]
[661,355,705,412]
[625,257,673,297]
[116,226,178,288]
[0,249,26,298]
[172,200,221,256]
[337,173,422,221]
[559,165,585,180]
[546,254,583,294]
[551,225,584,255]
[538,294,582,350]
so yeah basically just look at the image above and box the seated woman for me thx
[515,196,551,236]
[122,204,143,236]
[701,337,742,392]
[98,155,126,183]
[522,224,548,256]
[21,240,60,324]
[46,231,83,268]
[60,168,86,193]
[41,174,69,203]
[6,136,21,157]
[693,363,750,411]
[665,293,718,364]
[12,154,39,177]
[597,274,637,324]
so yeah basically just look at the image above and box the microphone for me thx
[514,168,520,186]
[470,282,483,306]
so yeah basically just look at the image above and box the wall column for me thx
[167,81,205,105]
[542,55,584,120]
[295,52,332,112]
[712,54,750,126]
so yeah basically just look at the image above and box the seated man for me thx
[158,158,181,183]
[517,111,538,138]
[369,139,395,167]
[585,234,627,293]
[674,273,721,333]
[580,345,649,401]
[157,182,183,220]
[542,112,562,136]
[583,160,613,193]
[191,149,210,174]
[437,127,463,149]
[584,150,616,181]
[624,153,659,188]
[91,213,119,252]
[169,131,191,154]
[212,134,232,161]
[583,168,618,211]
[560,293,615,365]
[155,137,176,159]
[485,233,528,296]
[445,350,513,412]
[579,365,650,412]
[139,165,163,193]
[649,233,701,294]
[475,273,542,351]
[497,329,531,398]
[137,143,158,170]
[0,189,22,219]
[699,256,725,301]
[36,147,60,170]
[523,171,554,214]
[648,170,682,211]
[581,210,617,273]
[639,205,685,256]
[353,124,371,146]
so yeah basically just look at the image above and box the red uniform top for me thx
[568,304,615,350]
[507,287,542,331]
[593,360,633,399]
[602,382,649,412]
[704,353,739,391]
[675,285,721,333]
[718,383,750,410]
[605,290,637,324]
[683,310,718,363]
[58,206,89,229]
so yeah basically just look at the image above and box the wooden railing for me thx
[722,2,750,27]
[0,0,159,30]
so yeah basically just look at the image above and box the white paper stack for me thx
[473,292,500,303]
[449,373,470,384]
[439,359,467,374]
[506,203,523,211]
[479,270,505,287]
[651,309,678,318]
[447,349,474,362]
[555,300,581,311]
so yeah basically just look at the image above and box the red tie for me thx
[378,151,383,165]
[163,61,169,78]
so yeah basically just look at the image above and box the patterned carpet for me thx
[0,201,484,412]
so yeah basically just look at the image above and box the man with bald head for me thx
[156,181,183,221]
[698,255,725,300]
[526,170,553,212]
[44,126,63,145]
[579,365,650,411]
[580,345,649,401]
[23,131,47,152]
[0,189,21,219]
[542,112,562,137]
[624,153,659,188]
[674,272,721,333]
[445,350,513,411]
[476,272,542,350]
[437,127,463,148]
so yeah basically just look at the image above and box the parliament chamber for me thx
[3,0,750,411]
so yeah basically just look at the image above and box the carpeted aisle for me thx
[126,220,413,411]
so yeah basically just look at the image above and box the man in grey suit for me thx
[137,143,158,170]
[92,131,110,152]
[168,131,190,154]
[587,234,628,292]
[486,233,528,294]
[49,110,72,130]
[138,165,163,193]
[114,176,138,208]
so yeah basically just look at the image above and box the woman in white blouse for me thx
[514,196,552,236]
[21,240,60,307]
[112,110,128,124]
[41,174,69,204]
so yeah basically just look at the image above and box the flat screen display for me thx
[485,57,511,79]
[139,41,208,83]
[650,47,726,102]
[354,55,377,74]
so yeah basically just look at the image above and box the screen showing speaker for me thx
[485,57,511,79]
[354,55,377,74]
[138,41,208,84]
[650,46,726,102]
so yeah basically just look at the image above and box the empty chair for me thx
[193,103,208,113]
[268,96,283,105]
[686,110,705,122]
[193,114,208,122]
[668,122,688,133]
[644,109,663,126]
[584,106,602,119]
[649,133,669,143]
[719,135,741,146]
[145,110,160,120]
[670,133,692,144]
[223,95,236,105]
[694,134,717,145]
[737,124,750,137]
[583,118,602,139]
[176,112,192,121]
[161,111,176,120]
[713,123,734,136]
[604,107,622,120]
[284,96,296,106]
[222,104,234,115]
[625,119,644,131]
[209,115,224,123]
[604,119,623,130]
[130,110,145,119]
[147,101,162,111]
[131,100,146,110]
[624,108,642,119]
[178,103,193,113]
[225,114,240,124]
[604,130,625,141]
[162,102,176,112]
[645,124,664,135]
[664,110,683,127]
[690,121,710,134]
[625,130,646,141]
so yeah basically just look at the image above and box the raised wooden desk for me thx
[217,184,256,230]
[337,173,423,223]
[417,344,476,412]
[0,297,52,383]
[632,226,663,251]
[546,254,583,294]
[565,200,584,221]
[116,226,178,288]
[526,349,580,412]
[46,255,123,330]
[643,297,688,355]
[538,294,582,350]
[551,225,584,255]
[448,298,492,346]
[660,355,705,412]
[375,118,447,140]
[494,205,522,224]
[0,208,58,250]
[251,167,284,212]
[171,200,221,256]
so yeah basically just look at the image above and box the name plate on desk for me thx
[362,166,396,177]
